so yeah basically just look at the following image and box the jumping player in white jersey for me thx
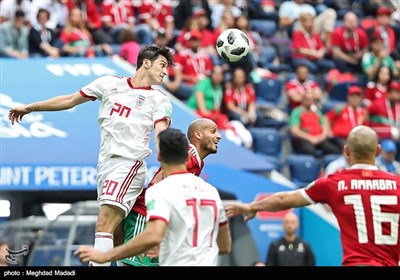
[8,45,175,267]
[74,128,232,266]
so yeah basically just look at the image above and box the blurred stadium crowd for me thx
[1,0,399,184]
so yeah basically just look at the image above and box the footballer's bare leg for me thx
[90,205,124,266]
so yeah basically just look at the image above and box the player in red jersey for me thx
[121,118,222,266]
[226,125,400,266]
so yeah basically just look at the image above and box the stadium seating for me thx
[254,78,282,105]
[250,19,277,38]
[322,154,342,169]
[328,81,358,103]
[250,127,282,171]
[286,154,321,188]
[250,127,282,157]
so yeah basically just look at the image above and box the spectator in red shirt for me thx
[163,29,213,101]
[285,64,323,111]
[331,12,369,74]
[223,67,257,127]
[363,65,393,107]
[368,81,400,141]
[371,7,396,55]
[101,0,152,45]
[175,10,215,55]
[137,0,174,42]
[66,0,112,44]
[291,12,335,74]
[326,85,369,149]
[59,8,113,57]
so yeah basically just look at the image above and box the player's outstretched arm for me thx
[225,190,310,222]
[8,91,89,124]
[225,201,256,221]
[74,219,167,264]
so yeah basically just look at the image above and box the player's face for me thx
[148,56,169,84]
[200,124,221,154]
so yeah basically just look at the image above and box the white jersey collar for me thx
[350,164,378,170]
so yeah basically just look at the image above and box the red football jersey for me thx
[132,144,204,216]
[301,164,400,266]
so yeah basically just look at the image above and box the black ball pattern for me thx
[227,31,236,45]
[240,33,250,46]
[230,47,246,56]
[216,29,250,62]
[220,51,230,61]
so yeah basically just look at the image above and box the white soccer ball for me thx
[216,28,250,63]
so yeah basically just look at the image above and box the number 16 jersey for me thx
[301,164,400,266]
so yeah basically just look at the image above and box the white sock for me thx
[89,232,114,267]
[116,260,125,266]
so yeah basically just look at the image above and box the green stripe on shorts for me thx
[121,210,159,267]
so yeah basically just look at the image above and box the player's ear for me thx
[144,59,151,69]
[194,130,202,140]
[344,145,350,159]
[376,144,381,157]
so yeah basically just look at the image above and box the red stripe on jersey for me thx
[188,146,196,156]
[154,116,171,128]
[219,221,228,227]
[116,161,142,203]
[79,90,96,101]
[148,215,169,224]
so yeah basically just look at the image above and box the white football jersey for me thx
[145,172,228,266]
[80,75,172,163]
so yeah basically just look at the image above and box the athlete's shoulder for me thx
[325,169,355,181]
[147,179,170,195]
[92,74,126,85]
[99,74,127,82]
[374,169,400,180]
[109,74,126,79]
[153,87,169,98]
[305,176,330,189]
[200,179,220,194]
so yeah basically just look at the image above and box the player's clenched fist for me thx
[224,202,256,222]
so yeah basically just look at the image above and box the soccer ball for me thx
[216,28,250,63]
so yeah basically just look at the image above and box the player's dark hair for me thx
[136,45,174,70]
[158,128,188,165]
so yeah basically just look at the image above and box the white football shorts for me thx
[96,158,147,218]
